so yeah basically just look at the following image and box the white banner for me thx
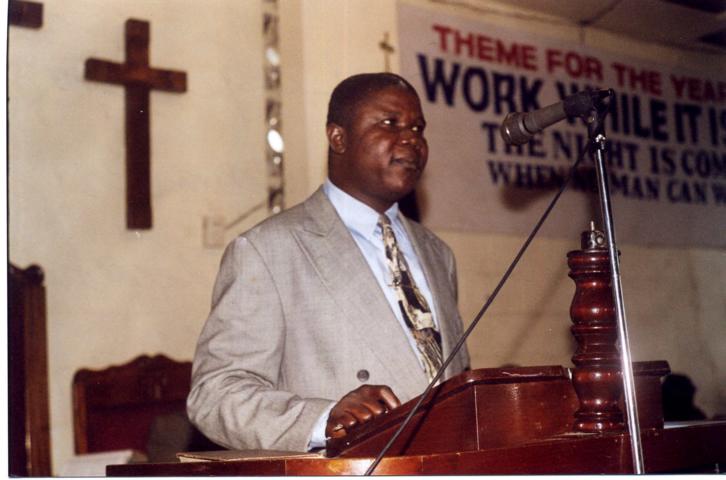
[398,2,726,248]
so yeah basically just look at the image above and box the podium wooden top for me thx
[107,422,726,475]
[327,364,576,457]
[327,362,669,457]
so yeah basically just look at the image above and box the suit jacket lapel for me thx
[401,216,460,378]
[292,189,428,399]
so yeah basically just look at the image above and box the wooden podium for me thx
[108,227,726,475]
[107,365,726,475]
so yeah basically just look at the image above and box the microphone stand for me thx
[364,129,590,476]
[363,89,644,475]
[586,91,644,474]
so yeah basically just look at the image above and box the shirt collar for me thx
[323,178,400,238]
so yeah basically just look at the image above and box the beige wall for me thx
[8,0,725,473]
[9,0,275,470]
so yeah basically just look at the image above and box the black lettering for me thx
[674,104,702,144]
[651,99,669,142]
[493,72,515,115]
[667,180,708,204]
[462,67,490,112]
[481,122,500,154]
[417,54,460,106]
[519,77,542,112]
[661,147,676,175]
[711,183,726,204]
[551,130,587,161]
[708,107,718,147]
[632,96,651,139]
[607,140,639,172]
[487,160,513,185]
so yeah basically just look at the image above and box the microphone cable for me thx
[364,137,593,476]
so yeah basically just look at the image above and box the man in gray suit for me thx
[187,73,470,453]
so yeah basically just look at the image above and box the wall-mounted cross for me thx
[85,19,187,229]
[9,0,43,28]
[379,32,395,73]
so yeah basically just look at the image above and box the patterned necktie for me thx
[378,214,443,382]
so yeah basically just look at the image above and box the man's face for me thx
[328,86,428,213]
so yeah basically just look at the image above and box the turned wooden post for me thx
[567,223,625,432]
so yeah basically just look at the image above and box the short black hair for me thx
[326,73,419,127]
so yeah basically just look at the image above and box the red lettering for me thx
[610,63,661,95]
[431,24,539,71]
[546,49,563,74]
[702,80,716,102]
[547,49,602,80]
[688,78,702,101]
[476,35,493,61]
[649,71,663,96]
[497,41,517,66]
[454,31,474,57]
[521,45,537,71]
[671,75,687,99]
[670,75,726,103]
[432,24,452,52]
[565,52,583,78]
[585,56,604,82]
[612,62,627,87]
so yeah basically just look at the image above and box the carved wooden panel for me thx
[72,354,192,454]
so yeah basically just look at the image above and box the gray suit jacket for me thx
[187,187,470,451]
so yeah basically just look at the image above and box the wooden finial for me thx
[567,229,624,433]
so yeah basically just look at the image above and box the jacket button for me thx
[356,369,370,382]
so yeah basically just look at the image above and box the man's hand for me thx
[325,385,401,438]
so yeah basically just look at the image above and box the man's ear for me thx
[326,123,347,154]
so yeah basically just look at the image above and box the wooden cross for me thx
[9,0,43,28]
[379,32,395,73]
[85,19,187,229]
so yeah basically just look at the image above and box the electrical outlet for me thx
[203,215,226,248]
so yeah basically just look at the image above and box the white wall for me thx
[8,0,725,473]
[9,0,276,470]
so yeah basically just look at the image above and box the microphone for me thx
[500,89,612,145]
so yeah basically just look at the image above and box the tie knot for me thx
[378,214,392,228]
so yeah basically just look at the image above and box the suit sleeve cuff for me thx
[307,403,335,451]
